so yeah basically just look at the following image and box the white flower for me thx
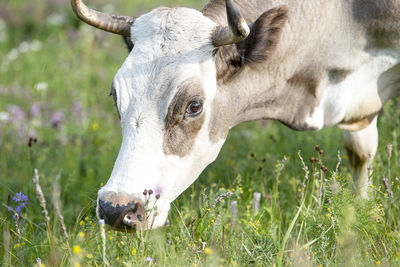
[35,82,48,91]
[0,112,9,122]
[7,49,19,61]
[19,41,30,53]
[30,40,42,52]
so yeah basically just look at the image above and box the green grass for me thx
[1,0,400,266]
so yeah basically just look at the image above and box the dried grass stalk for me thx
[52,175,70,251]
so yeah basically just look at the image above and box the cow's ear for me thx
[236,5,289,64]
[214,6,288,82]
[122,36,134,52]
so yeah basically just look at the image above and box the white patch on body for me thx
[304,49,400,129]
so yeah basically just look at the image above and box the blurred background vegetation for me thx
[0,0,399,266]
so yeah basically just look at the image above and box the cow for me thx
[71,0,400,230]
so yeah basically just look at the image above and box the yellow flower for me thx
[370,184,374,188]
[84,217,88,221]
[131,248,137,256]
[79,220,83,226]
[116,256,120,260]
[210,219,214,223]
[91,122,99,131]
[100,182,104,187]
[74,263,81,267]
[327,208,331,212]
[317,265,322,267]
[298,187,302,192]
[109,235,113,240]
[73,245,81,255]
[77,232,85,238]
[13,243,20,248]
[204,248,212,255]
[376,261,381,266]
[326,213,331,218]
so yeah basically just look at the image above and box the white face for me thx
[97,7,226,229]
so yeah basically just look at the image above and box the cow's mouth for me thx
[98,199,146,231]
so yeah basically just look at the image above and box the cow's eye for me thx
[186,101,202,117]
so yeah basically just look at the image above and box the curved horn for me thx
[71,0,135,37]
[212,0,250,47]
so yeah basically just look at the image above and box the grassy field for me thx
[1,0,400,266]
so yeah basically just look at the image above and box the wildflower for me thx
[376,261,381,265]
[0,111,9,122]
[210,219,214,223]
[34,82,48,92]
[6,105,26,123]
[326,213,331,218]
[10,192,28,222]
[131,248,137,256]
[370,184,374,189]
[13,243,21,248]
[74,263,81,267]
[30,103,42,118]
[204,248,212,255]
[146,257,153,262]
[79,221,83,226]
[317,265,322,267]
[50,111,65,129]
[19,41,30,53]
[91,122,99,131]
[116,256,120,260]
[77,232,85,238]
[30,40,42,51]
[73,245,81,255]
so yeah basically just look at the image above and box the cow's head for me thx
[72,0,288,229]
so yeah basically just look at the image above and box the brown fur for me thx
[163,77,206,157]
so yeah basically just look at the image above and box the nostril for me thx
[98,197,146,230]
[122,202,145,229]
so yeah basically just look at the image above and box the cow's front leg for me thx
[342,117,378,198]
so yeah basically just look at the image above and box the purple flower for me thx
[6,105,26,123]
[15,205,22,213]
[72,100,82,120]
[10,192,28,221]
[30,102,42,118]
[146,257,153,262]
[13,192,28,202]
[99,219,105,225]
[50,111,65,128]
